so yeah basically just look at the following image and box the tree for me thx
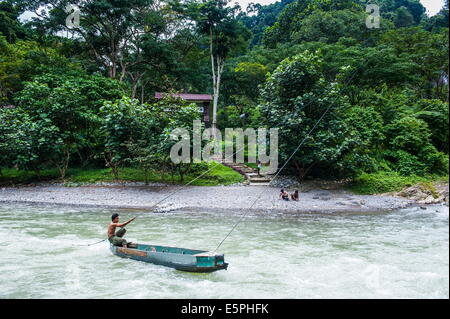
[17,0,159,79]
[238,0,295,46]
[380,27,449,99]
[100,94,200,181]
[259,51,378,178]
[411,99,449,154]
[14,73,124,178]
[422,0,449,31]
[0,107,63,177]
[188,0,251,131]
[384,116,447,175]
[22,0,214,102]
[373,0,426,25]
[100,97,150,179]
[262,0,362,47]
[218,61,267,125]
[394,6,415,28]
[0,107,21,175]
[0,38,81,103]
[0,0,27,43]
[292,9,369,44]
[149,93,201,182]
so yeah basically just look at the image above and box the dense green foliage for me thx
[0,0,448,188]
[348,171,448,194]
[0,164,244,186]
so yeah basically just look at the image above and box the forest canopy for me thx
[0,0,448,186]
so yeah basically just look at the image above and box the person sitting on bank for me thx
[279,189,289,201]
[108,213,136,248]
[291,190,299,201]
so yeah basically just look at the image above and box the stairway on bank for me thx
[217,157,273,186]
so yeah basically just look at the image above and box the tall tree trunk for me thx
[141,81,146,104]
[208,26,226,134]
[129,72,145,99]
[210,26,217,131]
[53,149,70,180]
[131,80,138,99]
[211,57,225,133]
[212,63,219,131]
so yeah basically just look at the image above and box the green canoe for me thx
[110,243,228,272]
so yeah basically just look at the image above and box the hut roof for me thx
[155,92,212,102]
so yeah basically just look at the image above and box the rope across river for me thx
[212,43,377,252]
[80,34,377,251]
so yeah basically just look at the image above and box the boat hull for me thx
[110,243,228,273]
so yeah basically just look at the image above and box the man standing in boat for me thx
[108,213,136,247]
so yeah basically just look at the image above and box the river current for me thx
[0,203,448,298]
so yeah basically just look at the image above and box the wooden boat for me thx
[110,243,228,272]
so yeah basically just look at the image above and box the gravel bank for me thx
[0,184,415,213]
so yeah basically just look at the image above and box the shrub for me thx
[349,171,427,194]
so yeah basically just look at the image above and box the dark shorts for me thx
[108,228,127,246]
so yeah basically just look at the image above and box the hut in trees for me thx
[154,92,213,127]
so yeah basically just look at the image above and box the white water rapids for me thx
[0,203,448,298]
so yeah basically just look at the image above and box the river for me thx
[0,203,448,298]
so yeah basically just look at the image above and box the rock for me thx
[399,185,431,200]
[418,195,445,205]
[317,190,332,197]
[420,206,427,210]
[270,175,300,189]
[398,187,426,200]
[397,183,448,204]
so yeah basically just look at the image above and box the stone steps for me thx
[217,159,273,186]
[246,173,271,178]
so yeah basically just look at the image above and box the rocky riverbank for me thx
[0,183,419,213]
[385,181,449,206]
[270,176,449,207]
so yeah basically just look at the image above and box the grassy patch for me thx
[0,168,60,185]
[183,162,245,186]
[348,171,448,195]
[0,162,244,187]
[67,168,161,184]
